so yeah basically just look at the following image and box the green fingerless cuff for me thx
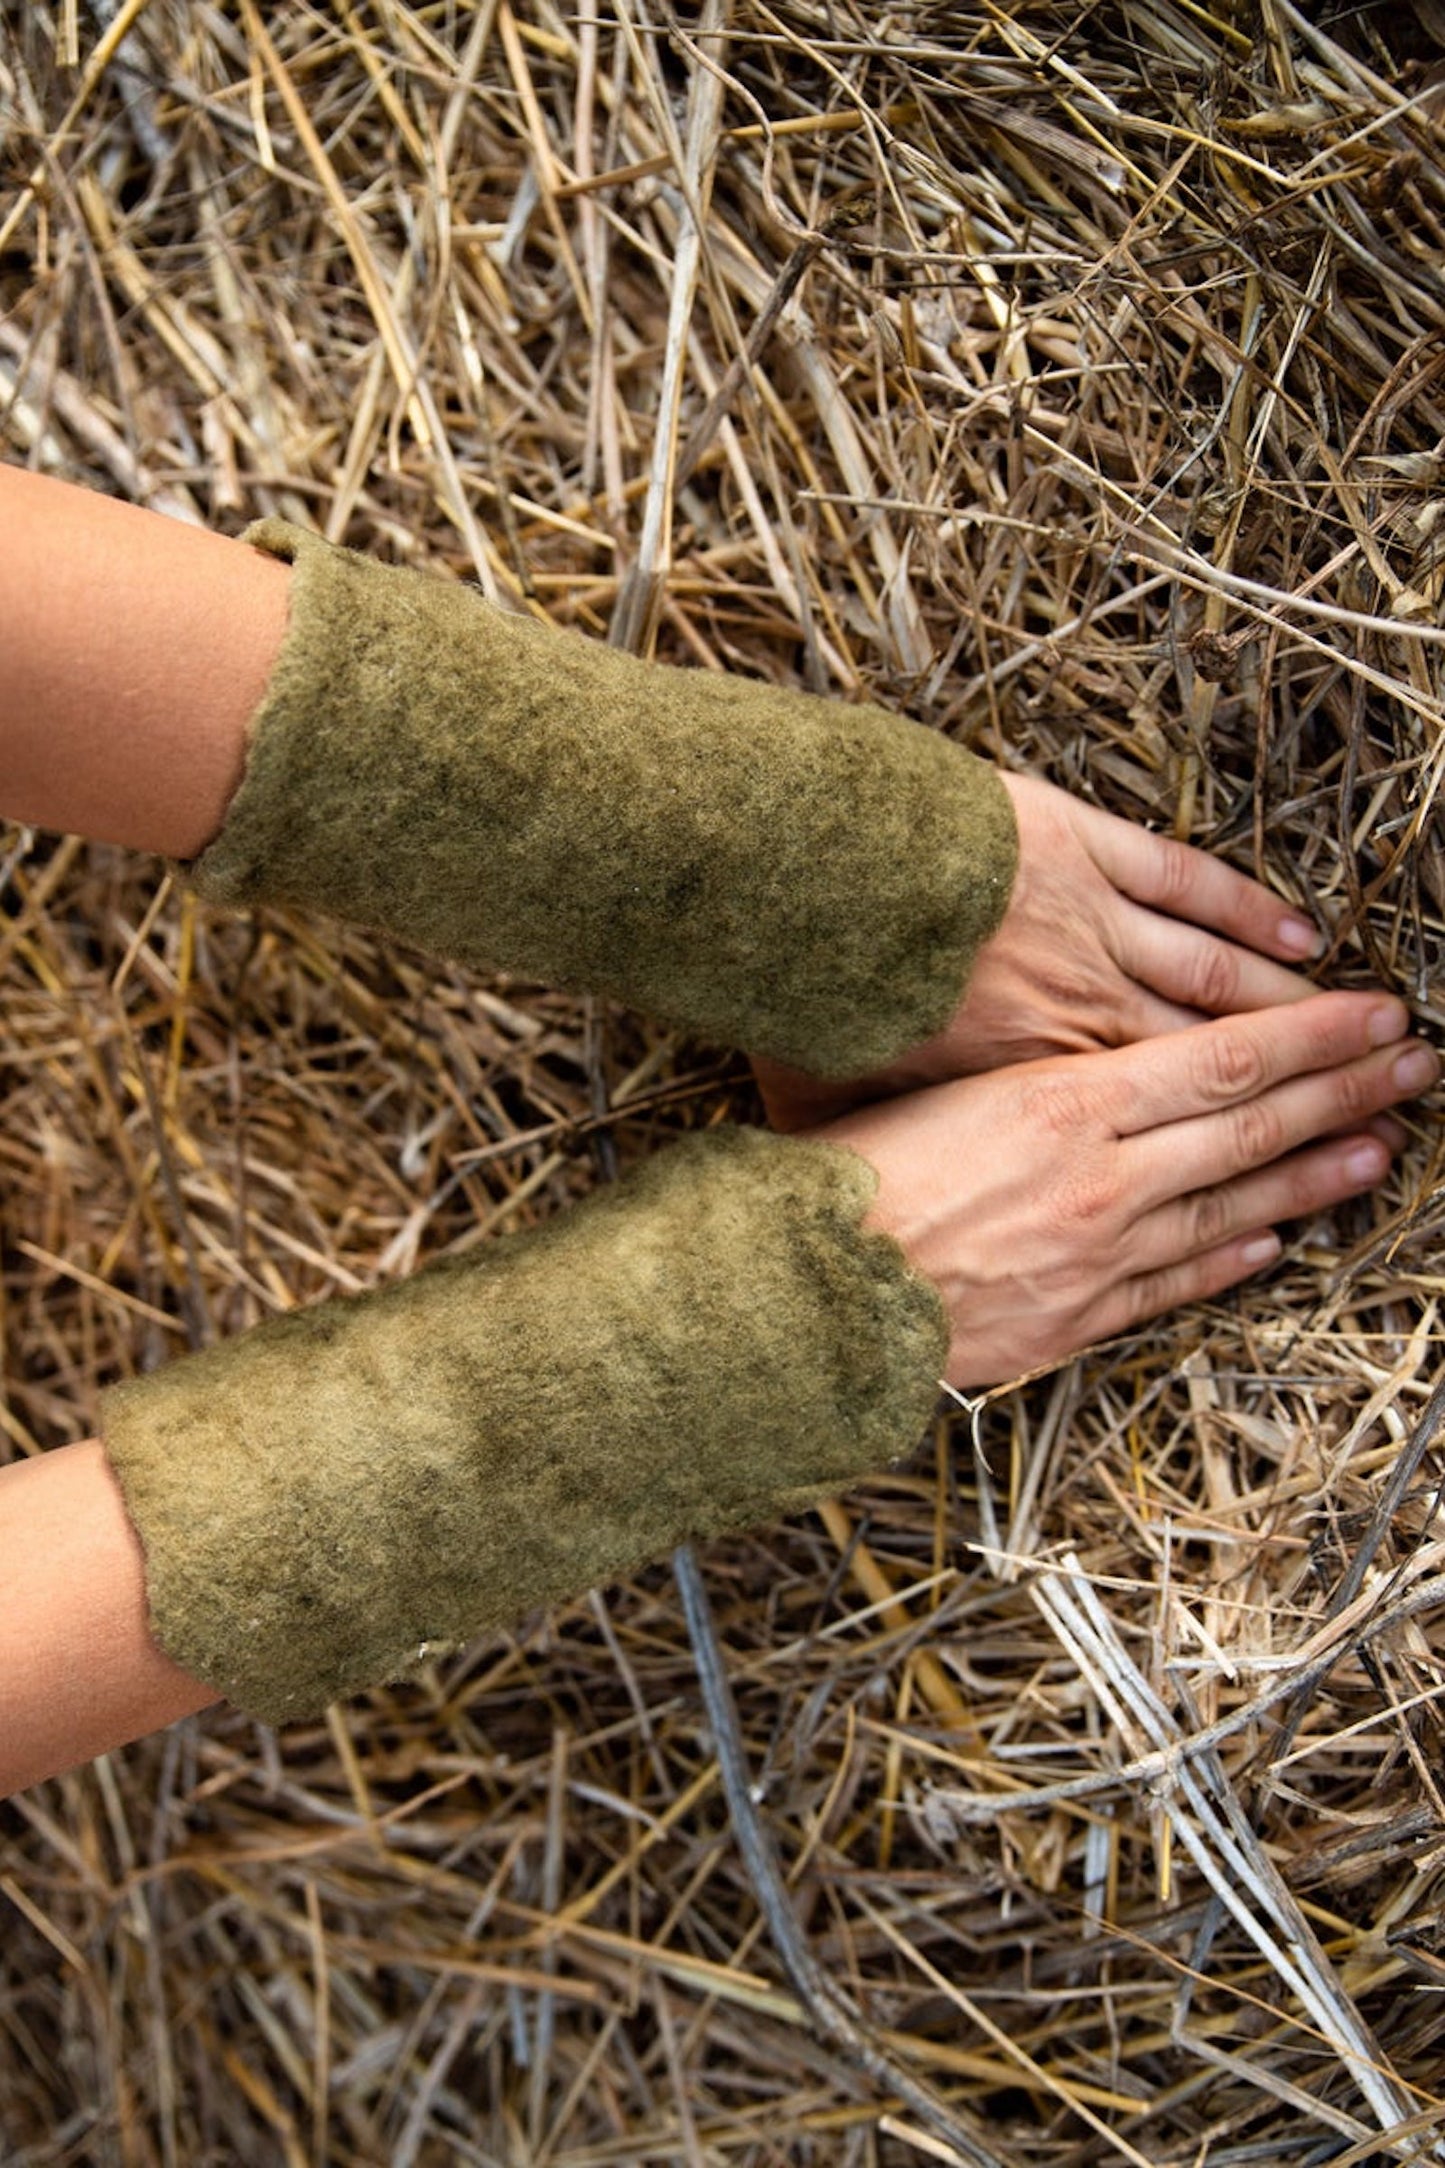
[100,1128,947,1725]
[190,522,1017,1079]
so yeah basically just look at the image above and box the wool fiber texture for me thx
[102,1129,948,1725]
[192,521,1018,1079]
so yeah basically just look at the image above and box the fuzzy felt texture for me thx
[191,521,1018,1080]
[101,1128,948,1725]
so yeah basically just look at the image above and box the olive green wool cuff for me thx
[100,1128,948,1726]
[191,521,1018,1080]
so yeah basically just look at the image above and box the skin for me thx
[2,990,1431,1797]
[0,464,290,857]
[758,772,1331,1129]
[0,1445,217,1799]
[0,464,1434,1797]
[839,992,1432,1387]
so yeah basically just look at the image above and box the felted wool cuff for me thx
[100,1128,947,1726]
[190,521,1018,1080]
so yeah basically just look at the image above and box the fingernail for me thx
[1393,1044,1438,1091]
[1368,1001,1410,1046]
[1241,1232,1282,1268]
[1345,1140,1388,1182]
[1278,915,1321,958]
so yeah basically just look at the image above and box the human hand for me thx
[758,771,1325,1130]
[812,991,1435,1388]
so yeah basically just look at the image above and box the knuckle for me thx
[1050,1154,1121,1230]
[1134,1275,1168,1329]
[1196,1026,1269,1104]
[1331,1061,1376,1123]
[1188,939,1240,1014]
[1299,1017,1342,1073]
[1186,1184,1234,1253]
[1229,1094,1283,1166]
[1150,835,1196,910]
[1018,1070,1084,1139]
[1120,1269,1169,1331]
[1125,1258,1207,1331]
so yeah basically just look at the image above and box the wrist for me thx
[100,1127,947,1724]
[191,522,1018,1076]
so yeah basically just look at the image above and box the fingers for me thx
[1077,797,1321,962]
[1131,1029,1435,1205]
[1096,989,1412,1138]
[1116,899,1315,1020]
[1102,1113,1398,1339]
[1095,1229,1285,1348]
[1135,1130,1394,1273]
[837,980,1430,1390]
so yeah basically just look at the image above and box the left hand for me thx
[759,770,1325,1130]
[816,990,1430,1386]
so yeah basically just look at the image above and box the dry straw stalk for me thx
[4,2,1445,2161]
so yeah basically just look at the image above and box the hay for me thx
[3,2,1445,2160]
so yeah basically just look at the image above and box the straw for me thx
[3,2,1445,2159]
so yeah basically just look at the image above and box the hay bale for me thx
[2,3,1443,2159]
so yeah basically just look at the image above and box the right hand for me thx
[757,771,1324,1131]
[812,992,1436,1389]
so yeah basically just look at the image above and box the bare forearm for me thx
[0,1441,218,1798]
[0,466,289,857]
